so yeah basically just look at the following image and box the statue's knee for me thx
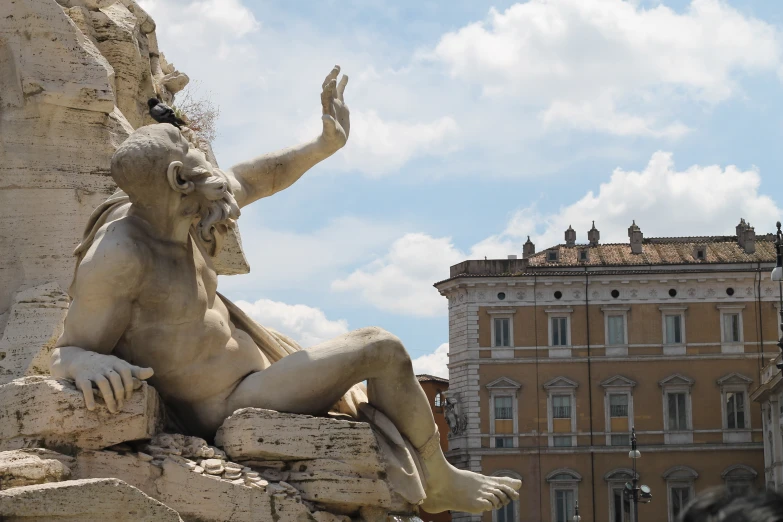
[359,328,410,368]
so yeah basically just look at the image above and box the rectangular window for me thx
[607,316,625,345]
[495,436,514,448]
[548,251,558,262]
[552,395,572,419]
[612,487,628,522]
[553,435,572,447]
[495,396,513,420]
[665,315,683,344]
[494,318,511,347]
[610,394,629,417]
[667,392,688,430]
[554,489,574,522]
[671,486,691,519]
[551,317,568,346]
[611,434,630,446]
[726,391,746,430]
[723,313,741,343]
[497,500,514,522]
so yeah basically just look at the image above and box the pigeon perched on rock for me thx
[148,98,185,128]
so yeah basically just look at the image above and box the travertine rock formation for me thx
[0,377,415,522]
[0,478,184,521]
[0,376,162,451]
[0,0,189,382]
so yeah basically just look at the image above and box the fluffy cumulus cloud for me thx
[235,298,349,348]
[428,0,781,137]
[331,233,467,317]
[493,151,782,249]
[412,343,449,379]
[334,152,782,316]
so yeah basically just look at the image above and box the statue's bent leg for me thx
[226,326,521,514]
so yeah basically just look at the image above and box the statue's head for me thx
[111,124,239,244]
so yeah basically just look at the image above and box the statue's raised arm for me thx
[226,66,350,209]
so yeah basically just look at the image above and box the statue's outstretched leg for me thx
[226,326,521,514]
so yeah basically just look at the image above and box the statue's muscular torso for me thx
[96,215,270,424]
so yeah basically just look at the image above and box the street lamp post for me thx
[572,500,581,522]
[626,427,652,522]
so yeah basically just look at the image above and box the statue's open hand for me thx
[60,350,154,413]
[320,65,350,150]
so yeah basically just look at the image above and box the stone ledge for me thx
[0,477,183,521]
[0,449,73,490]
[0,376,163,451]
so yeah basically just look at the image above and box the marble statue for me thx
[49,66,520,515]
[444,392,468,437]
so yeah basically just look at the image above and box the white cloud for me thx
[331,233,467,317]
[334,152,781,316]
[412,343,449,379]
[428,0,781,136]
[235,298,349,348]
[477,151,782,251]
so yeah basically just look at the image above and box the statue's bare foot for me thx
[420,453,521,514]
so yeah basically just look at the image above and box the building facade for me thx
[417,374,452,522]
[435,221,776,522]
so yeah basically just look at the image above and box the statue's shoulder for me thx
[76,216,150,284]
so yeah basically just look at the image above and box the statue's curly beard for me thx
[193,175,240,248]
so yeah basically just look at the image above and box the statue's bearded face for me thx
[182,150,240,244]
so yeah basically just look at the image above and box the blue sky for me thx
[139,0,783,376]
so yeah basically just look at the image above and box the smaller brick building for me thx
[417,374,452,522]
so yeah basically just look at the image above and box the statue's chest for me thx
[139,238,218,320]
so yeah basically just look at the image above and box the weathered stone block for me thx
[215,409,408,512]
[0,449,73,490]
[216,408,383,463]
[0,283,70,386]
[0,478,183,521]
[0,377,163,451]
[74,450,315,522]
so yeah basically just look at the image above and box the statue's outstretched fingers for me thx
[337,75,348,101]
[322,65,340,89]
[76,378,96,411]
[477,498,495,512]
[116,366,134,400]
[106,370,125,411]
[94,376,117,413]
[491,486,510,505]
[483,490,501,509]
[131,365,154,380]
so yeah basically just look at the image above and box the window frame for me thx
[487,377,522,449]
[488,308,516,355]
[718,305,745,354]
[721,464,757,495]
[659,374,695,444]
[544,376,579,448]
[601,375,636,446]
[660,305,687,354]
[717,373,753,443]
[547,469,581,522]
[663,466,698,522]
[604,468,636,522]
[546,307,574,357]
[602,306,630,356]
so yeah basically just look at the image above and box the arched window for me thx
[434,392,442,407]
[722,464,757,495]
[546,468,581,522]
[604,468,637,522]
[492,470,522,522]
[663,466,698,522]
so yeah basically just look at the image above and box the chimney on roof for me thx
[523,236,535,258]
[588,221,600,247]
[736,218,748,249]
[565,225,576,247]
[743,223,756,254]
[628,220,643,254]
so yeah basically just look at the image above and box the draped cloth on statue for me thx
[71,190,427,505]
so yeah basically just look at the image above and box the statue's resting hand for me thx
[51,346,154,414]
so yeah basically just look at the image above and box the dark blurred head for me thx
[679,488,783,522]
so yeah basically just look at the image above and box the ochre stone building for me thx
[417,374,452,522]
[435,221,776,522]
